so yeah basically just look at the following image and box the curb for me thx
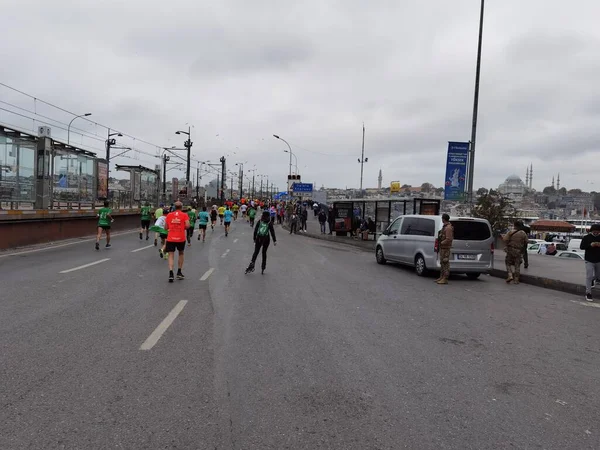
[285,224,586,298]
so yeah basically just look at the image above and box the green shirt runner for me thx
[248,208,256,219]
[98,207,112,227]
[141,206,152,221]
[187,210,197,226]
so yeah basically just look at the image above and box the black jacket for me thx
[318,211,327,223]
[254,219,276,242]
[580,234,600,263]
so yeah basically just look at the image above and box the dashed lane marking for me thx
[200,268,215,281]
[233,239,239,243]
[59,258,111,274]
[131,244,155,253]
[140,300,188,350]
[221,249,230,258]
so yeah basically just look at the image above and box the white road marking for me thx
[233,239,239,243]
[221,249,230,258]
[200,268,215,281]
[0,230,136,259]
[59,258,110,274]
[140,300,188,351]
[570,300,600,308]
[131,244,154,253]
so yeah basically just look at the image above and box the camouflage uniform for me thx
[503,229,528,283]
[437,222,454,283]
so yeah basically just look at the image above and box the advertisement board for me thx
[390,181,401,193]
[96,161,108,199]
[444,142,469,201]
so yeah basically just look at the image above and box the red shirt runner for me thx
[165,210,188,242]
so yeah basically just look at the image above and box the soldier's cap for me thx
[590,224,600,232]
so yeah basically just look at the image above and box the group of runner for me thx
[95,200,278,281]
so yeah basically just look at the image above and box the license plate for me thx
[457,254,477,260]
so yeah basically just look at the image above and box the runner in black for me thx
[245,210,277,275]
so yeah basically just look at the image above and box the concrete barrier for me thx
[0,209,142,250]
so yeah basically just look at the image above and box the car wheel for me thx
[415,254,428,276]
[466,273,481,280]
[376,246,387,265]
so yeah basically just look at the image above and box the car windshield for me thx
[451,220,491,241]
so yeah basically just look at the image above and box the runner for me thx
[164,201,190,282]
[186,205,197,245]
[232,203,239,220]
[248,206,256,227]
[223,206,234,237]
[153,203,165,246]
[95,200,114,250]
[210,205,218,230]
[245,210,277,275]
[241,203,248,221]
[197,206,210,242]
[150,214,169,259]
[218,205,226,225]
[140,201,152,241]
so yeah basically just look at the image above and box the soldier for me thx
[436,213,454,285]
[503,220,528,284]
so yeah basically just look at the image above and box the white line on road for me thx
[233,239,239,243]
[59,258,110,274]
[200,268,215,281]
[140,300,188,351]
[570,300,600,309]
[131,244,155,253]
[221,249,230,258]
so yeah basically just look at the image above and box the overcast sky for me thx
[2,0,600,193]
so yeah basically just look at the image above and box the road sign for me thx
[292,183,313,193]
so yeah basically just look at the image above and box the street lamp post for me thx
[67,113,92,145]
[175,127,193,193]
[467,0,485,204]
[358,123,367,196]
[105,129,123,199]
[273,134,293,198]
[162,154,171,201]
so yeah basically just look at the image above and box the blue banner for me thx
[444,142,469,201]
[292,183,313,193]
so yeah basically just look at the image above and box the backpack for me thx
[257,221,270,237]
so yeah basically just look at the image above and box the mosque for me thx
[497,164,533,196]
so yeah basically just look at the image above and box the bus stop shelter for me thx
[332,197,441,236]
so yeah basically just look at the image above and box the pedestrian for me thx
[290,212,298,234]
[503,220,528,284]
[436,213,454,285]
[95,200,114,250]
[580,223,600,301]
[164,201,190,282]
[520,222,530,269]
[328,206,335,235]
[318,209,327,234]
[245,210,277,275]
[301,207,308,233]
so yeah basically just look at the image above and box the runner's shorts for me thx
[165,241,186,252]
[141,220,151,229]
[199,224,207,230]
[100,225,111,230]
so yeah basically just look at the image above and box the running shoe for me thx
[139,232,143,240]
[105,244,111,248]
[169,271,174,283]
[154,239,158,246]
[95,242,99,250]
[159,249,164,259]
[177,271,185,280]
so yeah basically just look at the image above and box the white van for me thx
[375,215,494,279]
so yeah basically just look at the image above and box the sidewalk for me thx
[288,215,589,298]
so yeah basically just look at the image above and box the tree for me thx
[420,182,434,193]
[472,191,516,235]
[568,188,583,195]
[476,187,489,197]
[542,186,557,195]
[558,187,567,196]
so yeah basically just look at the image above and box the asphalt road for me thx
[1,218,599,449]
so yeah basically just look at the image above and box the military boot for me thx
[513,274,520,285]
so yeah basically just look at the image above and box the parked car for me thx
[527,242,568,254]
[567,239,582,253]
[528,239,546,245]
[556,251,585,260]
[375,215,494,279]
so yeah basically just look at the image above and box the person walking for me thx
[580,223,600,301]
[520,222,531,269]
[436,214,454,284]
[503,220,528,284]
[164,201,190,282]
[300,206,308,233]
[289,212,298,234]
[318,209,327,234]
[328,206,335,235]
[245,210,277,274]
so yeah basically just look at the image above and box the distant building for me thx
[378,169,382,190]
[498,174,526,197]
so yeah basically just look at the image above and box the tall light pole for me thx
[358,123,367,196]
[467,0,485,204]
[284,150,298,174]
[273,134,293,198]
[175,127,192,193]
[68,113,92,145]
[105,129,123,198]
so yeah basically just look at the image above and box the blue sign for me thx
[444,142,469,201]
[292,183,313,193]
[273,192,288,200]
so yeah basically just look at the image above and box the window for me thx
[388,218,402,235]
[451,220,491,241]
[401,218,435,236]
[401,217,417,235]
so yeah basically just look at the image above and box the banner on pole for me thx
[444,142,469,201]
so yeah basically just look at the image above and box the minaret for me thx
[378,169,382,190]
[557,173,560,190]
[525,166,530,188]
[552,176,555,189]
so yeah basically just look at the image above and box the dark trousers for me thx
[251,237,270,269]
[328,221,334,234]
[320,222,326,233]
[290,222,297,234]
[301,217,307,230]
[522,246,529,267]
